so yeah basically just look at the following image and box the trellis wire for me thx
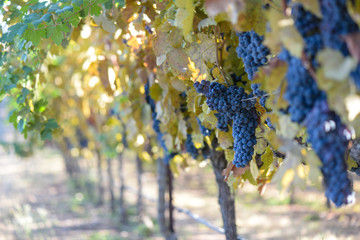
[124,185,246,240]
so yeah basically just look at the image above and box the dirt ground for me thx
[1,146,360,240]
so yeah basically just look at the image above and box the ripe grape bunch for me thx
[291,3,323,63]
[185,133,199,159]
[280,47,354,206]
[304,100,354,207]
[291,1,360,89]
[194,80,259,168]
[236,30,270,80]
[279,49,327,123]
[145,81,173,163]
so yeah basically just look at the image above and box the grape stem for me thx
[240,90,279,102]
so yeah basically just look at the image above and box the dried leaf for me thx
[343,32,360,62]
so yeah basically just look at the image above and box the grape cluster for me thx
[232,108,258,167]
[280,48,354,207]
[291,3,323,62]
[304,100,354,207]
[145,81,174,163]
[292,2,360,89]
[76,127,88,148]
[235,30,270,80]
[279,49,326,123]
[185,133,199,159]
[197,117,212,136]
[145,25,153,34]
[319,0,358,56]
[214,113,231,132]
[194,80,260,167]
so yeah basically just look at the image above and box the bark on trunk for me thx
[166,163,177,240]
[95,149,104,206]
[167,163,175,233]
[136,155,143,221]
[118,153,127,224]
[157,158,167,237]
[209,139,237,240]
[107,157,115,214]
[57,139,81,186]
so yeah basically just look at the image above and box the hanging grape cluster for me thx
[194,80,259,168]
[278,1,357,206]
[304,100,354,206]
[235,30,270,80]
[145,81,174,163]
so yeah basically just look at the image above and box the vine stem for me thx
[214,26,229,86]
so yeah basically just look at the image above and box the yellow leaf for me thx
[317,48,357,81]
[224,149,235,162]
[218,130,233,149]
[260,146,274,170]
[281,169,295,189]
[149,83,163,101]
[250,158,259,180]
[238,0,266,34]
[174,0,194,41]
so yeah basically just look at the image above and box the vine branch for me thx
[215,26,229,86]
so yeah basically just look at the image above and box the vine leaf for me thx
[260,146,274,170]
[249,158,259,180]
[174,0,195,41]
[186,33,216,81]
[5,23,28,42]
[317,48,357,81]
[205,0,244,24]
[238,0,266,34]
[217,130,233,149]
[222,162,249,182]
[93,14,117,33]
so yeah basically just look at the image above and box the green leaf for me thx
[104,0,113,9]
[41,129,52,141]
[68,12,81,27]
[16,88,30,104]
[55,6,74,15]
[115,0,125,8]
[8,110,17,124]
[48,3,61,13]
[4,84,17,91]
[45,118,59,129]
[34,99,48,113]
[48,25,65,45]
[23,25,46,46]
[5,23,28,42]
[24,13,42,24]
[41,13,52,23]
[72,0,84,6]
[30,2,47,10]
[18,118,25,133]
[90,4,102,16]
[22,66,33,76]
